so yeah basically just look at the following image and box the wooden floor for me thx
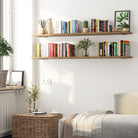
[2,136,12,138]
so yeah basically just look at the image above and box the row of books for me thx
[61,20,81,34]
[37,43,75,58]
[91,19,112,32]
[98,40,130,57]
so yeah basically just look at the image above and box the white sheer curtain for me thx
[2,0,13,85]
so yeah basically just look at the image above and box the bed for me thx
[59,93,138,138]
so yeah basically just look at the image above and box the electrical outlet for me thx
[43,78,52,84]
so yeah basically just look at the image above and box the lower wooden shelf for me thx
[32,56,133,60]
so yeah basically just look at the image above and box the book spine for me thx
[100,42,103,56]
[108,42,111,56]
[50,43,54,57]
[70,21,72,33]
[76,20,78,33]
[102,42,105,56]
[54,43,56,57]
[98,42,100,56]
[72,20,74,33]
[114,42,117,56]
[104,20,106,32]
[37,43,41,58]
[75,20,77,33]
[96,19,99,32]
[70,44,75,57]
[125,41,130,56]
[61,21,64,34]
[121,40,124,56]
[58,44,60,57]
[105,42,108,56]
[106,20,108,32]
[67,44,70,57]
[65,43,67,57]
[60,43,62,57]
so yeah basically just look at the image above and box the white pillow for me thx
[114,93,138,115]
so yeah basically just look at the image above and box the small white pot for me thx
[123,28,129,32]
[83,28,89,33]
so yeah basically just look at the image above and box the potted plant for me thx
[116,12,130,32]
[0,36,13,88]
[77,38,94,56]
[83,21,89,33]
[26,84,39,112]
[39,19,46,34]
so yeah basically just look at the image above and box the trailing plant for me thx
[39,19,46,28]
[77,38,94,56]
[0,36,13,57]
[117,12,129,31]
[26,84,39,110]
[83,21,88,28]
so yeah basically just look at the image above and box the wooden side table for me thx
[12,113,63,138]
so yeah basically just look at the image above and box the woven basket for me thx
[0,70,8,87]
[12,113,63,138]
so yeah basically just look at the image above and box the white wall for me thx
[13,0,138,116]
[12,0,32,113]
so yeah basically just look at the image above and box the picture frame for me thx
[114,10,130,32]
[11,70,24,86]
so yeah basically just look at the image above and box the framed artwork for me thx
[114,10,130,31]
[11,70,24,86]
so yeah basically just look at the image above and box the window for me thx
[0,0,3,70]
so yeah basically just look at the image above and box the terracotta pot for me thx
[83,28,89,33]
[40,28,45,34]
[123,28,129,32]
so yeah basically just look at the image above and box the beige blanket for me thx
[72,111,113,137]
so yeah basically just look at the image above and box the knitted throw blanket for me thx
[72,110,113,137]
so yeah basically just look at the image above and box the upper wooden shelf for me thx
[32,56,133,60]
[32,32,133,37]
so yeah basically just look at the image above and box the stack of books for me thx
[91,19,112,32]
[61,20,81,34]
[49,43,75,57]
[36,43,75,58]
[98,40,130,57]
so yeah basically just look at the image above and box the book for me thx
[104,20,106,32]
[37,43,41,58]
[60,43,63,57]
[54,43,57,57]
[67,43,70,57]
[114,42,118,56]
[70,44,75,56]
[50,43,54,57]
[120,40,124,56]
[99,42,103,56]
[40,44,46,57]
[105,42,108,56]
[70,21,72,33]
[99,20,104,32]
[125,41,130,56]
[61,21,64,34]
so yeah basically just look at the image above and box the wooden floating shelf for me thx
[32,56,133,60]
[0,86,25,91]
[32,32,133,37]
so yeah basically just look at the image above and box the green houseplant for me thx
[77,38,94,56]
[26,84,40,112]
[116,12,129,32]
[0,36,13,87]
[83,21,89,33]
[39,19,46,34]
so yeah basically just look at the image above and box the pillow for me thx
[114,93,138,115]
